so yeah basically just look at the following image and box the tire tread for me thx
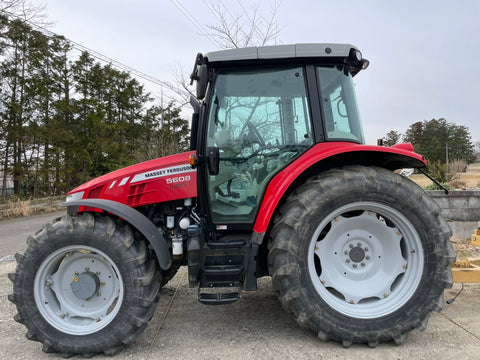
[268,166,455,346]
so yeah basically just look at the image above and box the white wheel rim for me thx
[308,202,424,319]
[34,245,124,335]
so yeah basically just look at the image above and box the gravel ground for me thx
[1,214,480,359]
[1,261,480,360]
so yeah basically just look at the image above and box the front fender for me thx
[253,142,427,238]
[60,199,171,270]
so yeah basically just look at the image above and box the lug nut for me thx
[85,267,90,271]
[74,271,79,275]
[349,244,354,248]
[346,259,351,263]
[96,271,101,275]
[364,247,369,252]
[344,250,349,255]
[352,264,357,268]
[366,255,371,260]
[97,291,102,296]
[45,281,51,287]
[357,242,362,247]
[60,313,65,318]
[361,262,365,267]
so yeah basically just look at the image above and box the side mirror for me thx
[196,64,208,100]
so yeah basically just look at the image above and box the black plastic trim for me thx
[60,199,171,270]
[305,65,325,143]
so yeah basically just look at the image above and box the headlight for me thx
[354,50,362,61]
[66,191,84,202]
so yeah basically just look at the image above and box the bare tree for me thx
[204,0,282,49]
[0,0,51,27]
[170,1,283,105]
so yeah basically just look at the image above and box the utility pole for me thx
[446,143,449,165]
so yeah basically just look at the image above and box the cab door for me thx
[203,66,314,227]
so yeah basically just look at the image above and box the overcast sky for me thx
[28,0,480,146]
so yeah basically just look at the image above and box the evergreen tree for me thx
[383,130,402,147]
[0,16,190,198]
[403,118,476,166]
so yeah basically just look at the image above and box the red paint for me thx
[68,152,197,206]
[253,142,425,233]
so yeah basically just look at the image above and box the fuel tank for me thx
[67,152,197,206]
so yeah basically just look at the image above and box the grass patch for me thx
[7,198,32,217]
[0,195,63,220]
[457,250,472,258]
[423,182,454,191]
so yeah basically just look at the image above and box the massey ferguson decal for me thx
[130,164,196,184]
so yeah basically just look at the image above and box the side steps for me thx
[198,239,246,305]
[187,225,258,305]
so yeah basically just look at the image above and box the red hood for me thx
[68,152,197,207]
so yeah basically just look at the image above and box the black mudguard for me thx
[61,199,171,270]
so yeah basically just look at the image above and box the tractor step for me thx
[207,239,246,249]
[197,239,246,305]
[198,284,242,305]
[202,265,243,276]
[198,291,241,305]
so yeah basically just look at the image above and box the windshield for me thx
[206,67,313,223]
[317,66,364,143]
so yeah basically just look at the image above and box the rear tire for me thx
[268,166,455,346]
[9,213,161,356]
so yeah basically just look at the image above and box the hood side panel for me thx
[69,152,197,206]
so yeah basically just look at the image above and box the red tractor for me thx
[9,43,455,355]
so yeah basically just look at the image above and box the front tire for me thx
[9,213,161,356]
[268,166,455,346]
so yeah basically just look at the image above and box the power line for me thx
[236,0,253,23]
[0,8,191,100]
[169,0,220,48]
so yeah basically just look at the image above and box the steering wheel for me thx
[246,121,265,146]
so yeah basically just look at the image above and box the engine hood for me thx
[67,152,197,207]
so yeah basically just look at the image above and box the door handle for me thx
[207,147,220,175]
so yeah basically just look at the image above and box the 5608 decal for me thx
[166,175,191,184]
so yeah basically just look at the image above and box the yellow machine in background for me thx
[452,224,480,283]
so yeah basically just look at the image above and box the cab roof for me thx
[199,43,369,77]
[205,43,358,63]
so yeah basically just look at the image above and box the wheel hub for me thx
[349,246,365,263]
[71,271,100,300]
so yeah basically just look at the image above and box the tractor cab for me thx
[190,44,369,229]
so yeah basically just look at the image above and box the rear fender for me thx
[61,199,171,270]
[253,143,427,239]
